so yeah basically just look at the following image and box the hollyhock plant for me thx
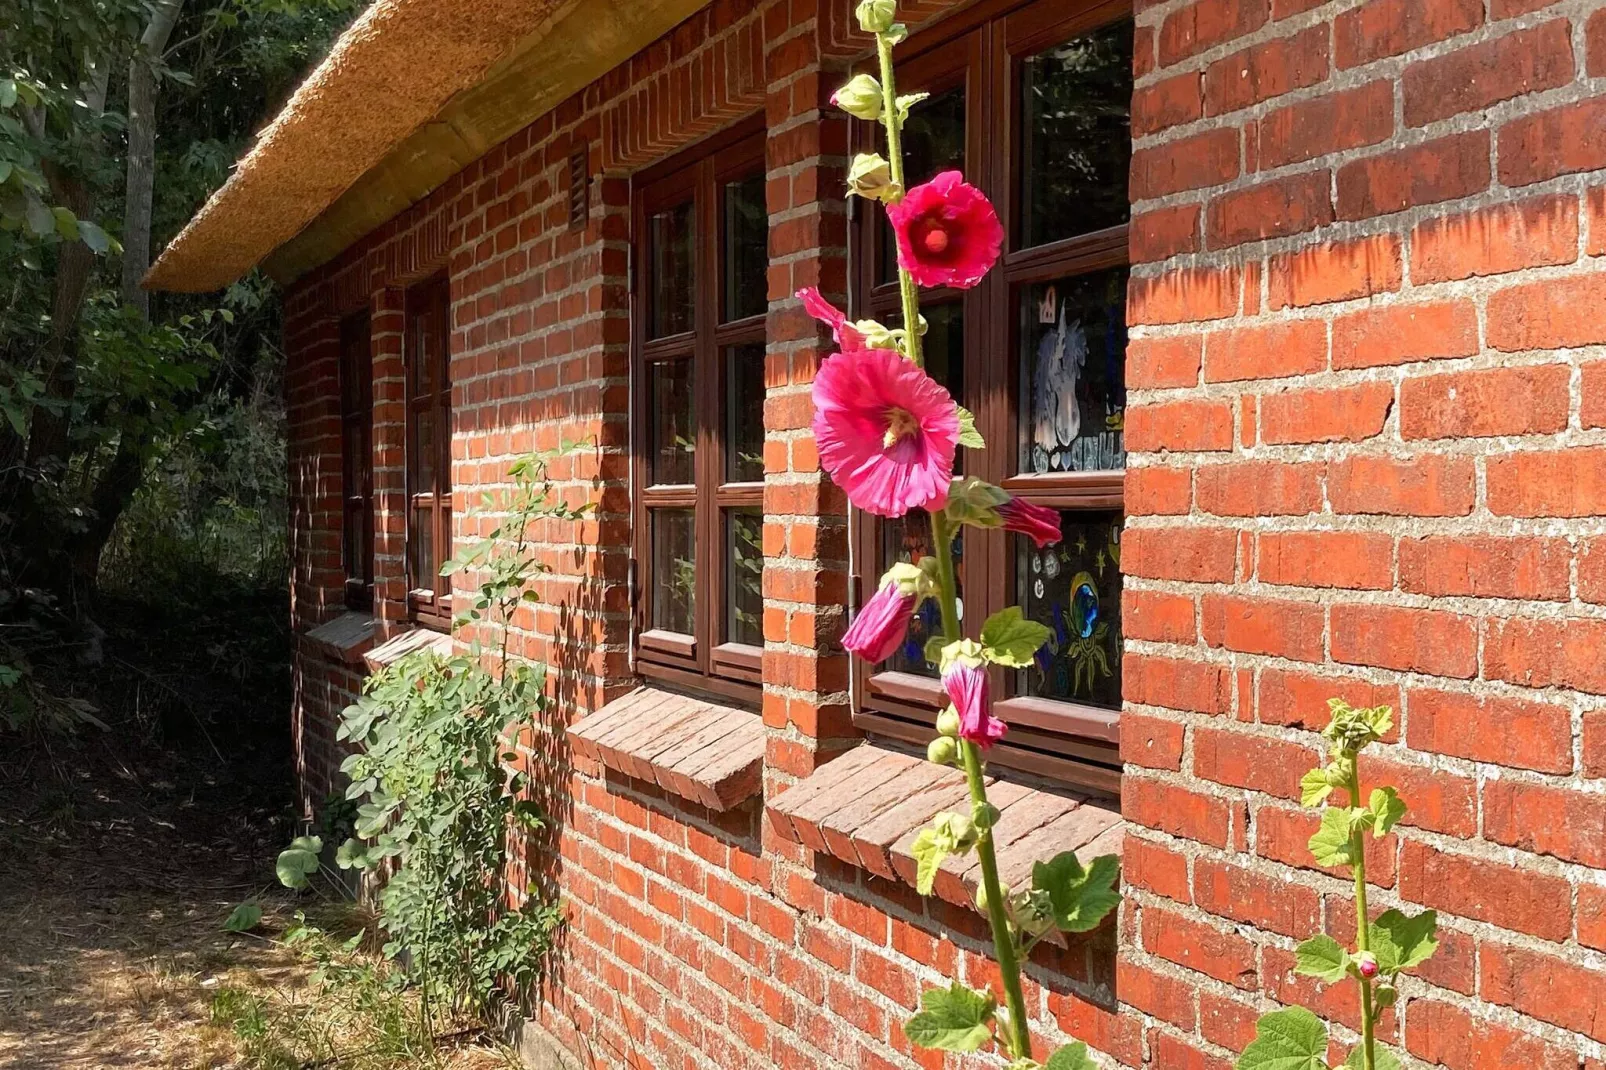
[842,561,929,663]
[886,170,1005,290]
[811,346,960,517]
[941,647,1006,748]
[998,496,1063,548]
[797,287,866,352]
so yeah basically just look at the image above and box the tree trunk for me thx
[121,0,185,317]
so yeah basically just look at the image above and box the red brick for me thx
[1582,885,1606,952]
[1131,128,1241,199]
[1133,70,1204,136]
[1122,711,1185,771]
[1481,941,1606,1043]
[1130,204,1202,263]
[1128,335,1201,389]
[1123,836,1192,904]
[1125,525,1238,582]
[1125,398,1236,452]
[1127,465,1193,515]
[1485,778,1606,867]
[1487,614,1606,695]
[1150,1032,1233,1070]
[1586,362,1606,429]
[1334,0,1483,69]
[1400,839,1571,942]
[1591,7,1606,76]
[1488,448,1606,517]
[1410,194,1579,282]
[1588,709,1606,778]
[1125,653,1233,715]
[1590,186,1606,255]
[1255,80,1393,169]
[1259,530,1393,591]
[1582,536,1606,603]
[1051,994,1144,1068]
[1358,753,1477,836]
[1199,991,1259,1054]
[1134,24,1156,78]
[1336,131,1491,220]
[1406,687,1573,773]
[1130,265,1242,325]
[1268,235,1402,308]
[1331,603,1477,677]
[1329,453,1475,516]
[1193,857,1319,938]
[1142,905,1258,989]
[1259,382,1393,445]
[1499,96,1606,187]
[1125,589,1198,644]
[1125,777,1238,849]
[1116,960,1197,1030]
[1331,301,1479,369]
[1399,535,1571,601]
[1194,725,1318,799]
[1202,594,1326,662]
[1403,20,1575,127]
[1488,274,1606,351]
[1206,172,1334,249]
[1405,998,1581,1070]
[1256,802,1398,887]
[1257,667,1399,733]
[1203,319,1327,382]
[1159,0,1270,65]
[1204,25,1328,115]
[1197,460,1323,516]
[1399,364,1569,440]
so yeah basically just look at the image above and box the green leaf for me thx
[1307,807,1359,868]
[1300,767,1335,808]
[335,837,370,869]
[894,91,930,124]
[275,835,323,889]
[224,902,263,933]
[1293,934,1350,983]
[956,404,985,448]
[1235,1007,1329,1070]
[1370,908,1437,974]
[51,207,78,240]
[77,219,110,253]
[979,607,1052,668]
[1367,787,1405,837]
[24,197,53,236]
[1045,1042,1097,1070]
[902,981,996,1052]
[1342,1045,1401,1070]
[1031,852,1121,934]
[0,80,16,109]
[911,812,970,896]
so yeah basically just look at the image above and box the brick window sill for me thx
[569,687,764,811]
[362,627,454,674]
[767,744,1124,912]
[300,611,378,666]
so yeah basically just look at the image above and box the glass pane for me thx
[344,504,369,586]
[410,311,436,396]
[413,408,436,488]
[724,174,769,322]
[726,342,766,483]
[923,302,964,475]
[726,508,764,647]
[344,424,366,490]
[650,200,696,338]
[648,360,696,485]
[1018,511,1123,710]
[879,511,962,678]
[1019,21,1134,248]
[1020,268,1128,474]
[651,508,697,635]
[880,86,966,283]
[410,503,433,591]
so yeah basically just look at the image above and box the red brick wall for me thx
[1126,0,1606,1063]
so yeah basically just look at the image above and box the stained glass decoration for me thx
[1017,510,1122,709]
[1020,268,1128,475]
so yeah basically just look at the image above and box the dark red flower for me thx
[998,496,1062,548]
[886,171,1004,290]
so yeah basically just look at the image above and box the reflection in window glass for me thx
[413,410,435,487]
[648,360,695,485]
[410,505,433,590]
[1020,21,1134,248]
[650,200,696,338]
[923,302,965,475]
[1019,268,1128,475]
[1018,511,1122,709]
[880,511,962,678]
[652,509,696,634]
[726,343,766,483]
[881,86,966,283]
[726,508,764,647]
[724,175,769,322]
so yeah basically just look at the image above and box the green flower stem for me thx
[933,511,1033,1061]
[1348,766,1376,1070]
[874,30,924,370]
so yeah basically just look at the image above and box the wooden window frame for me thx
[630,117,768,704]
[339,310,375,610]
[850,0,1132,797]
[404,275,453,630]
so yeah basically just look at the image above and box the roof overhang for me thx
[145,0,705,293]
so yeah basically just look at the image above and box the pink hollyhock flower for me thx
[812,347,960,517]
[796,287,866,352]
[886,171,1004,290]
[999,496,1062,548]
[841,578,916,663]
[943,660,1006,749]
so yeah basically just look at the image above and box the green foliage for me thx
[224,901,264,932]
[909,810,976,895]
[275,835,322,890]
[978,606,1053,668]
[1237,1007,1329,1070]
[903,981,997,1052]
[1029,851,1121,934]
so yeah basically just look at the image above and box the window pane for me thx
[1020,268,1128,474]
[413,408,436,488]
[648,359,696,485]
[879,511,962,678]
[651,508,696,635]
[650,200,696,338]
[726,342,766,483]
[1019,21,1134,248]
[880,86,966,284]
[724,174,769,322]
[923,302,964,475]
[1017,511,1122,710]
[726,508,764,647]
[410,503,433,591]
[344,503,370,588]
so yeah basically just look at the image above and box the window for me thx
[339,311,374,609]
[852,0,1133,795]
[632,121,768,700]
[405,276,452,627]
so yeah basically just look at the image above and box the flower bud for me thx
[831,73,883,121]
[936,706,961,738]
[1355,952,1379,979]
[856,0,897,33]
[846,152,899,203]
[973,802,1001,830]
[926,736,958,766]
